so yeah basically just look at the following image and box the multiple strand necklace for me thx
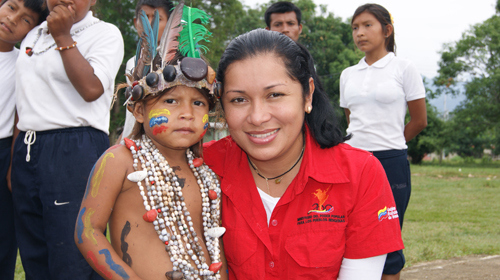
[127,135,223,279]
[247,142,305,193]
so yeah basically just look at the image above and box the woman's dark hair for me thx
[352,3,395,53]
[216,29,349,148]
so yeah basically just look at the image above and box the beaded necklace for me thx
[25,20,101,57]
[127,135,224,279]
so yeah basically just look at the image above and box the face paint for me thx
[87,251,113,279]
[76,207,86,244]
[203,114,209,130]
[99,249,130,279]
[152,126,168,136]
[91,153,115,198]
[149,115,169,127]
[200,114,209,138]
[148,109,171,119]
[149,109,171,135]
[84,208,98,245]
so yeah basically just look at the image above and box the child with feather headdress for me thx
[75,2,227,279]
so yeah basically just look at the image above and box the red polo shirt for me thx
[204,130,403,279]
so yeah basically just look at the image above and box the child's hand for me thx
[47,5,76,40]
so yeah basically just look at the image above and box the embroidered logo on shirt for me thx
[378,206,399,221]
[296,185,344,226]
[308,186,333,214]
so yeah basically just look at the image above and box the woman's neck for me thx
[365,49,389,66]
[248,136,305,181]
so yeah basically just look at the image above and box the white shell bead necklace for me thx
[129,135,222,279]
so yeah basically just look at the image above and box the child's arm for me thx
[74,147,141,280]
[47,6,121,102]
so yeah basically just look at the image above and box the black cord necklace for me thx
[247,143,305,185]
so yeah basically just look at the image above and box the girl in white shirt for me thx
[339,4,427,280]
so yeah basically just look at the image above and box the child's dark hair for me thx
[1,0,49,25]
[135,0,174,18]
[264,1,301,28]
[352,3,395,53]
[216,29,349,149]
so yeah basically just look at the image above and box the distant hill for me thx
[424,78,467,113]
[428,92,466,113]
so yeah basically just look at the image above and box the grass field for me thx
[13,161,500,277]
[403,162,500,266]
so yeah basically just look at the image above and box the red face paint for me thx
[87,251,113,279]
[153,126,168,135]
[200,129,207,139]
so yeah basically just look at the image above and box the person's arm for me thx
[74,148,141,280]
[47,6,104,102]
[404,98,427,142]
[344,108,351,125]
[337,255,387,280]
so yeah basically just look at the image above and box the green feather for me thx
[178,6,212,58]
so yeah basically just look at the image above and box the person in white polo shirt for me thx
[340,4,427,280]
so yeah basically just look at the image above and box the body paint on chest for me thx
[120,221,132,266]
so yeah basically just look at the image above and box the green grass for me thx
[13,162,500,277]
[403,162,500,267]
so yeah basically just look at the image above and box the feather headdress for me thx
[121,1,218,109]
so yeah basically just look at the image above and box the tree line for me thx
[93,0,500,163]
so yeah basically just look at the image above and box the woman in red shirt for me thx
[204,29,404,279]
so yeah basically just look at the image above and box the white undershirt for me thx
[256,187,387,279]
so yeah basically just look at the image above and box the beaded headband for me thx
[121,1,219,107]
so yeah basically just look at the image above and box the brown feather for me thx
[158,2,184,66]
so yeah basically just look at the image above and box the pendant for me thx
[275,178,282,184]
[26,47,33,56]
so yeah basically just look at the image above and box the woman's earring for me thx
[306,106,312,114]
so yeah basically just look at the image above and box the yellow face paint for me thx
[149,109,171,119]
[84,208,98,246]
[91,153,115,198]
[203,114,208,124]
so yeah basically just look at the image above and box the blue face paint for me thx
[149,116,169,127]
[76,207,86,244]
[204,122,209,130]
[99,249,130,279]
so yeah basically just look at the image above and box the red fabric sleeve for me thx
[344,155,404,259]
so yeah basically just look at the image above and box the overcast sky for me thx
[242,0,497,79]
